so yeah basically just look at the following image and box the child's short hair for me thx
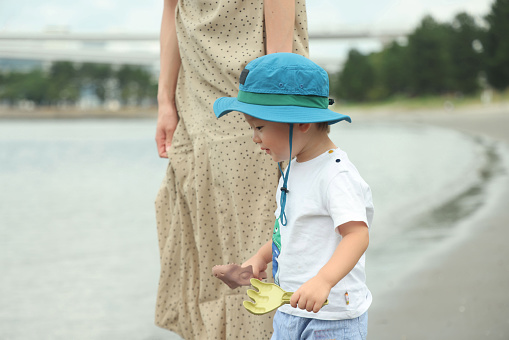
[317,122,330,132]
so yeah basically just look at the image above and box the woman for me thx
[155,0,309,338]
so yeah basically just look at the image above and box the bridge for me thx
[0,30,409,67]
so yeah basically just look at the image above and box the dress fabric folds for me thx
[155,1,309,338]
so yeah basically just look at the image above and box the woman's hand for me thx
[156,0,180,158]
[290,275,332,313]
[156,102,179,158]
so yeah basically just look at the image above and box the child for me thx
[213,53,374,340]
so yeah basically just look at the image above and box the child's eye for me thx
[256,126,263,130]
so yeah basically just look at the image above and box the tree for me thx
[448,13,483,94]
[116,65,154,105]
[374,41,411,99]
[0,61,157,107]
[78,63,113,102]
[336,49,374,101]
[380,42,410,95]
[483,0,509,90]
[407,15,453,95]
[0,70,50,105]
[47,62,79,104]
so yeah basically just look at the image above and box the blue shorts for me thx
[271,310,368,340]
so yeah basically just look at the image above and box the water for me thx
[330,121,503,293]
[0,118,501,339]
[330,121,485,239]
[0,120,172,339]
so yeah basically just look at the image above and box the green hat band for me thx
[237,90,328,109]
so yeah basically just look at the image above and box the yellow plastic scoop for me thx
[243,279,328,315]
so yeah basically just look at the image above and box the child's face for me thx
[244,114,291,162]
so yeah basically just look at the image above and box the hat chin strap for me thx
[278,123,293,226]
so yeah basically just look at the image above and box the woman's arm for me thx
[264,0,295,53]
[156,0,181,158]
[290,221,370,313]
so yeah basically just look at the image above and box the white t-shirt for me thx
[273,148,374,320]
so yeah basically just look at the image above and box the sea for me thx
[0,117,506,339]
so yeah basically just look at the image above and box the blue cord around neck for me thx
[278,123,293,226]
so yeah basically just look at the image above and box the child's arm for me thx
[290,221,369,313]
[242,239,273,279]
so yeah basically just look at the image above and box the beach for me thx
[360,104,509,339]
[0,103,508,340]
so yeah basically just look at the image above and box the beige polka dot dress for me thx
[155,1,309,338]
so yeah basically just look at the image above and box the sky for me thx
[0,0,495,71]
[0,0,494,33]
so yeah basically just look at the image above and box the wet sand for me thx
[0,107,157,119]
[2,103,507,339]
[360,104,509,339]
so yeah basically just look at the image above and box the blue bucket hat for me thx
[213,53,351,226]
[213,52,351,124]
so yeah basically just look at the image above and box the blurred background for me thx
[1,1,508,339]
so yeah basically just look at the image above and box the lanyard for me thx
[278,123,293,226]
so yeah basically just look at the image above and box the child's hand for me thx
[242,255,268,280]
[290,275,332,313]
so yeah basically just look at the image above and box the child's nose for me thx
[252,132,261,144]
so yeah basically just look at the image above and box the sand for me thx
[2,103,507,339]
[361,104,509,339]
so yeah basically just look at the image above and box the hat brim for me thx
[214,97,351,125]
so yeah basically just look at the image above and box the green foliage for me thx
[0,61,157,107]
[117,65,153,105]
[78,63,113,101]
[448,13,483,94]
[483,0,509,90]
[407,16,453,95]
[47,61,80,104]
[335,49,374,101]
[334,7,504,103]
[0,69,51,104]
[377,42,410,97]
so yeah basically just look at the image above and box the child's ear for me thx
[298,123,312,133]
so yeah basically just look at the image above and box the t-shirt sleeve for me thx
[327,170,373,232]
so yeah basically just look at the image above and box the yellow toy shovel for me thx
[243,279,328,315]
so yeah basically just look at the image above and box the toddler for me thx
[214,53,374,340]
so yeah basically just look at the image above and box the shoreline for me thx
[3,102,507,339]
[0,107,158,120]
[364,107,509,339]
[1,100,507,121]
